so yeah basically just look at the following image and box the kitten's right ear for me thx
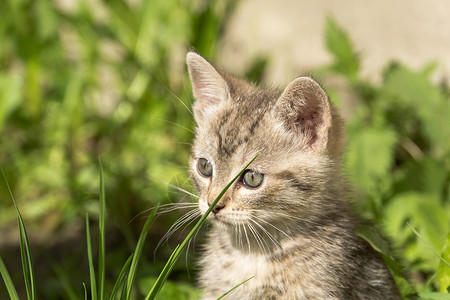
[186,52,230,123]
[275,77,332,152]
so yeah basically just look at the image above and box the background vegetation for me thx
[0,0,449,299]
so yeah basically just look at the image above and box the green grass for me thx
[0,0,449,297]
[0,257,19,300]
[146,154,258,299]
[86,213,98,300]
[3,152,448,299]
[1,155,258,299]
[0,168,36,300]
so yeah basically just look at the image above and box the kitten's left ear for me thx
[186,52,230,123]
[275,77,333,151]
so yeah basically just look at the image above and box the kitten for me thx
[186,52,400,299]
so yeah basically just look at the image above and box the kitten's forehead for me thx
[211,92,276,158]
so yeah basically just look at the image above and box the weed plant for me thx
[0,0,449,298]
[0,155,257,299]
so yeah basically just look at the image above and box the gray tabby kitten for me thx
[186,52,400,299]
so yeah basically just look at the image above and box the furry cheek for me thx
[198,197,209,215]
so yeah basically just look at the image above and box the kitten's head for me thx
[186,52,345,231]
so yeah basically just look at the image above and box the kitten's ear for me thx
[275,77,333,151]
[186,52,230,123]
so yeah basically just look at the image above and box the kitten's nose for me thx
[210,202,225,214]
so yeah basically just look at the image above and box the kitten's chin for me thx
[211,217,231,227]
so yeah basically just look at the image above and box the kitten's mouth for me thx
[212,214,228,225]
[211,214,235,227]
[199,199,237,226]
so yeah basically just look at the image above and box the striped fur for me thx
[186,52,400,300]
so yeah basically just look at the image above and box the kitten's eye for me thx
[197,158,213,177]
[242,170,264,188]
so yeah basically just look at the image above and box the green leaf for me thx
[86,214,98,300]
[408,224,449,269]
[18,220,32,300]
[36,0,57,40]
[109,254,133,300]
[0,256,19,300]
[418,292,450,299]
[0,74,22,132]
[355,225,416,298]
[325,17,359,80]
[382,254,416,298]
[1,168,36,300]
[384,192,449,271]
[139,277,200,300]
[345,126,397,198]
[83,283,88,300]
[394,158,447,195]
[382,65,450,156]
[438,233,450,292]
[354,225,391,255]
[98,158,106,300]
[125,203,159,299]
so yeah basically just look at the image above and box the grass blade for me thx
[0,256,19,300]
[407,223,450,268]
[125,203,159,299]
[145,154,259,300]
[86,213,98,300]
[21,224,36,300]
[217,276,254,300]
[18,222,31,299]
[1,167,36,300]
[145,245,180,300]
[83,282,88,300]
[109,254,133,300]
[120,280,128,300]
[98,157,106,300]
[417,292,450,299]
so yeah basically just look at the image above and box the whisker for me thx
[174,141,193,146]
[128,208,154,224]
[252,220,273,254]
[247,221,267,255]
[181,73,194,109]
[150,117,195,134]
[249,217,281,250]
[151,71,194,118]
[145,176,199,201]
[246,208,301,221]
[164,85,194,117]
[238,223,243,249]
[128,202,198,224]
[154,208,200,255]
[251,214,300,247]
[242,224,252,253]
[178,210,202,236]
[147,176,199,199]
[166,184,199,199]
[156,203,198,215]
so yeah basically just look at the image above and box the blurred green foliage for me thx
[325,17,450,295]
[0,0,236,227]
[0,1,449,298]
[0,0,234,298]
